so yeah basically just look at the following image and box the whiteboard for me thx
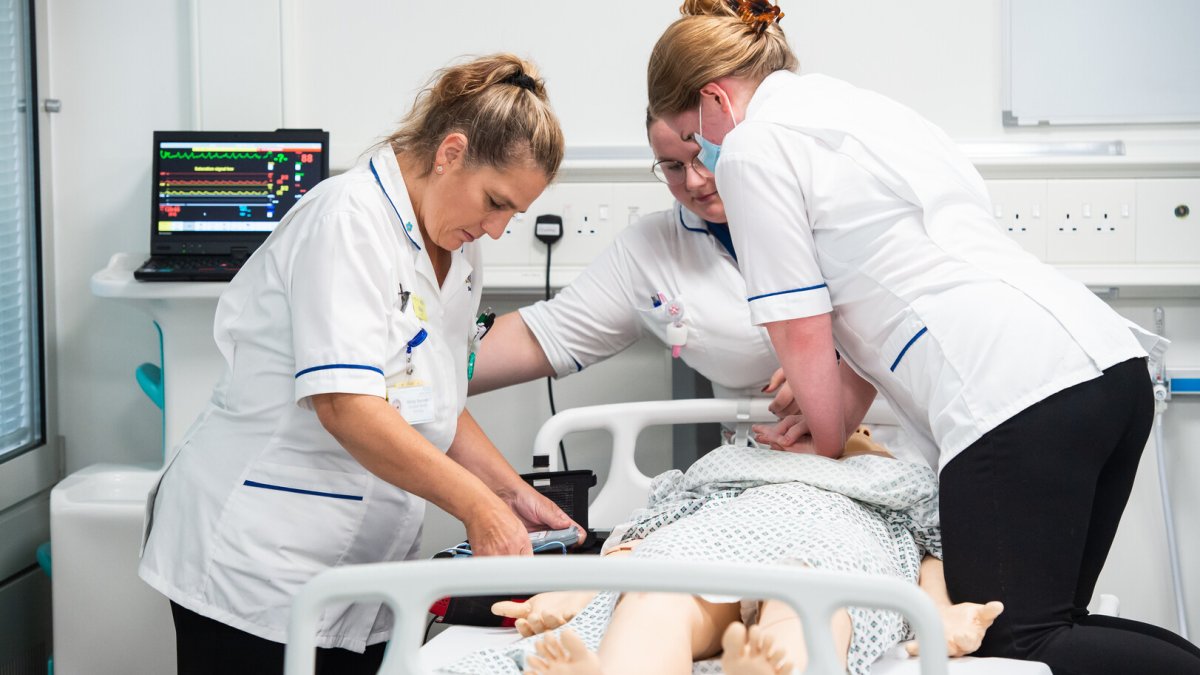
[1003,0,1200,126]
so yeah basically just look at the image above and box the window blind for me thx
[0,0,41,461]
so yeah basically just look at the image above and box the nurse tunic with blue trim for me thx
[518,203,778,400]
[138,145,482,651]
[717,71,1165,471]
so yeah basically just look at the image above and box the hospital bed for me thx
[286,398,1053,674]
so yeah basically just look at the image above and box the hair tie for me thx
[503,71,538,92]
[728,0,784,35]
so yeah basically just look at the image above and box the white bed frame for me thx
[285,398,1052,675]
[287,557,949,674]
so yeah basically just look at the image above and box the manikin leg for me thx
[721,601,852,675]
[525,593,740,675]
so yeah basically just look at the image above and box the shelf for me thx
[90,252,227,300]
[482,264,1200,296]
[1057,265,1200,289]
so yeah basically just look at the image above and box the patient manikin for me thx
[455,429,1003,675]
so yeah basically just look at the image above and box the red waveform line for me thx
[160,180,271,186]
[159,172,272,178]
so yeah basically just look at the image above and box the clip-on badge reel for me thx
[655,293,687,358]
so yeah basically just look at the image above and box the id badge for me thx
[387,382,435,425]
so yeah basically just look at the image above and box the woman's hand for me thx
[752,414,818,454]
[763,368,802,417]
[501,483,585,546]
[463,502,535,557]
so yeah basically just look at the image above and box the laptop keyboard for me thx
[135,256,244,281]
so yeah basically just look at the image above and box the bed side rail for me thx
[284,557,949,675]
[530,397,899,529]
[532,399,776,529]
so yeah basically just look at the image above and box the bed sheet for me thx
[420,626,1052,674]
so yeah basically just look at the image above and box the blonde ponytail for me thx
[648,1,796,118]
[386,53,564,179]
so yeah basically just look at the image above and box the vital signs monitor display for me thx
[154,132,329,235]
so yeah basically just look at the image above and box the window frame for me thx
[0,0,47,467]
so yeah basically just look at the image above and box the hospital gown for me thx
[440,445,941,675]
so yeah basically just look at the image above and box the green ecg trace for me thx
[160,150,291,162]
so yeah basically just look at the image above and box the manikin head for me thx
[841,426,894,460]
[387,54,564,251]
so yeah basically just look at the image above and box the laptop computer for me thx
[134,129,330,281]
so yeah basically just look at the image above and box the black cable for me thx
[424,612,438,644]
[545,241,569,471]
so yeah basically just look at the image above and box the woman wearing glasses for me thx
[469,113,795,422]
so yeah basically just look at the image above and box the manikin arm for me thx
[918,557,954,608]
[911,556,1005,657]
[467,312,556,395]
[492,542,641,636]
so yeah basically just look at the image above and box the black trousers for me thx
[171,601,387,675]
[941,357,1200,674]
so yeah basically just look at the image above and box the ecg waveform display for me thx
[156,141,325,233]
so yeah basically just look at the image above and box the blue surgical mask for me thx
[695,100,736,173]
[695,103,722,172]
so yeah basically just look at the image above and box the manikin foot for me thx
[906,601,1005,657]
[721,622,794,675]
[525,629,601,675]
[493,591,598,637]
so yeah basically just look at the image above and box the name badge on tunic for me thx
[387,382,435,425]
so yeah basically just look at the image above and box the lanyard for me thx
[405,328,428,376]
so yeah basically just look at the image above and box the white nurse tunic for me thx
[716,71,1165,470]
[518,203,778,399]
[138,145,482,650]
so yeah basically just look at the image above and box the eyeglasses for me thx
[651,156,711,186]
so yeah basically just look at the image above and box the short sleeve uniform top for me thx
[138,145,482,650]
[716,72,1163,469]
[518,204,778,398]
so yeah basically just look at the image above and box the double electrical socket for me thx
[484,182,674,269]
[986,178,1199,264]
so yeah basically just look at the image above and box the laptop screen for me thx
[150,130,330,254]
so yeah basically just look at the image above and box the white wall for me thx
[47,0,197,468]
[43,0,1200,636]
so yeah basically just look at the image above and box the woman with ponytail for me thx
[139,54,577,674]
[645,3,1198,674]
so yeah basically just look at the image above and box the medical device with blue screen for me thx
[134,129,329,281]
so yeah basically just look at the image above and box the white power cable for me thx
[1150,305,1189,640]
[1152,395,1189,641]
